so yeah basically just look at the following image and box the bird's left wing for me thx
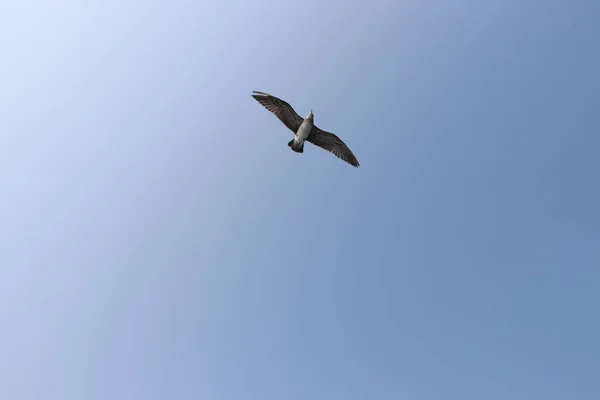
[251,91,304,133]
[307,126,360,167]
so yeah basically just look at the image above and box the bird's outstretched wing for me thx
[307,126,360,167]
[251,91,304,133]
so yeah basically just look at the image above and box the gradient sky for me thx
[1,1,599,399]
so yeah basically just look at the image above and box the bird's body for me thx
[295,113,314,143]
[251,91,359,167]
[289,111,314,153]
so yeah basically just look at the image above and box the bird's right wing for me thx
[251,91,304,133]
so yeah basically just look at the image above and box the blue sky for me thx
[1,1,599,399]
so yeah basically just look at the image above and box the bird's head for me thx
[307,110,314,121]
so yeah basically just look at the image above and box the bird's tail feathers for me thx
[288,139,304,153]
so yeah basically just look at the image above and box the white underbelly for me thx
[296,120,313,142]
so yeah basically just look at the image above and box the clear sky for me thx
[1,1,599,399]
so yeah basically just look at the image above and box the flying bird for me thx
[251,91,360,167]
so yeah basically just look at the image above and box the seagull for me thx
[251,91,360,167]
